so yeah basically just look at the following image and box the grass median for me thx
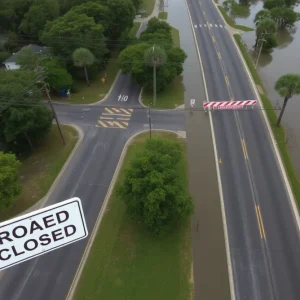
[142,26,185,109]
[74,131,193,300]
[218,6,253,32]
[234,34,300,205]
[158,12,168,19]
[0,125,79,221]
[55,52,119,104]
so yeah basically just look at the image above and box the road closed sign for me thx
[0,197,88,271]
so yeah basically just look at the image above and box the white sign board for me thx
[190,99,195,107]
[0,197,88,271]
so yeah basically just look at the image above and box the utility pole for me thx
[152,45,157,106]
[45,83,66,145]
[255,33,267,69]
[36,65,66,146]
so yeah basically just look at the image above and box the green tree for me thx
[19,0,60,38]
[0,70,52,152]
[41,11,107,62]
[264,0,284,9]
[70,2,112,36]
[72,48,95,86]
[117,138,193,235]
[275,74,300,126]
[254,10,271,26]
[16,48,73,93]
[102,0,135,40]
[255,18,277,48]
[270,7,300,29]
[0,152,21,209]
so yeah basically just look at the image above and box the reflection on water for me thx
[231,0,300,175]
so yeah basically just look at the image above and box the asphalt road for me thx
[187,0,300,299]
[0,73,185,299]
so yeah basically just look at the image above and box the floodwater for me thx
[227,0,300,175]
[165,1,231,299]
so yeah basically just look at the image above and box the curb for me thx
[213,0,300,230]
[66,129,186,300]
[16,124,84,217]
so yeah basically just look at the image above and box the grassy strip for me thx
[139,0,156,17]
[130,22,141,37]
[0,125,78,221]
[55,52,119,104]
[142,26,185,109]
[74,131,193,300]
[218,6,253,32]
[158,12,168,19]
[234,34,300,205]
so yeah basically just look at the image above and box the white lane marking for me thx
[204,24,207,27]
[215,24,218,27]
[194,24,197,28]
[199,24,202,27]
[220,24,223,28]
[209,23,213,27]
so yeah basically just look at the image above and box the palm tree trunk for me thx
[84,65,90,86]
[276,96,289,126]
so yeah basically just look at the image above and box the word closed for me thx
[0,197,88,271]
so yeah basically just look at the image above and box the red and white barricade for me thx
[203,100,257,111]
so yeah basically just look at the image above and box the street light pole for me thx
[255,34,267,69]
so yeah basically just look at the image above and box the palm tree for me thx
[255,18,277,48]
[144,45,167,106]
[72,48,95,86]
[275,74,300,126]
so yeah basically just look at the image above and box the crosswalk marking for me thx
[98,120,108,127]
[120,108,131,115]
[194,24,224,28]
[96,107,134,129]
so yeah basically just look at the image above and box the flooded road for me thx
[225,0,300,175]
[166,1,231,299]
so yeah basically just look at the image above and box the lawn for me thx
[218,6,254,32]
[130,22,141,38]
[74,131,193,300]
[158,12,168,19]
[139,0,156,17]
[233,34,300,206]
[142,26,185,109]
[0,125,79,221]
[56,52,120,104]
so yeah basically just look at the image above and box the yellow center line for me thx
[255,205,266,240]
[112,108,121,113]
[225,75,229,86]
[217,51,221,59]
[241,138,248,160]
[107,121,126,129]
[104,108,114,114]
[212,36,216,43]
[117,118,130,121]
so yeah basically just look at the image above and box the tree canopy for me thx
[118,138,193,234]
[0,152,21,209]
[0,70,52,152]
[19,0,60,38]
[41,11,108,62]
[270,7,300,29]
[274,74,300,125]
[119,18,187,92]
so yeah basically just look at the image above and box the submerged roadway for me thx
[186,0,300,299]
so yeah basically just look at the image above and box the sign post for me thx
[0,198,88,271]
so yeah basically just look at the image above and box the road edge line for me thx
[16,124,84,216]
[213,4,300,230]
[183,1,236,299]
[65,129,185,300]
